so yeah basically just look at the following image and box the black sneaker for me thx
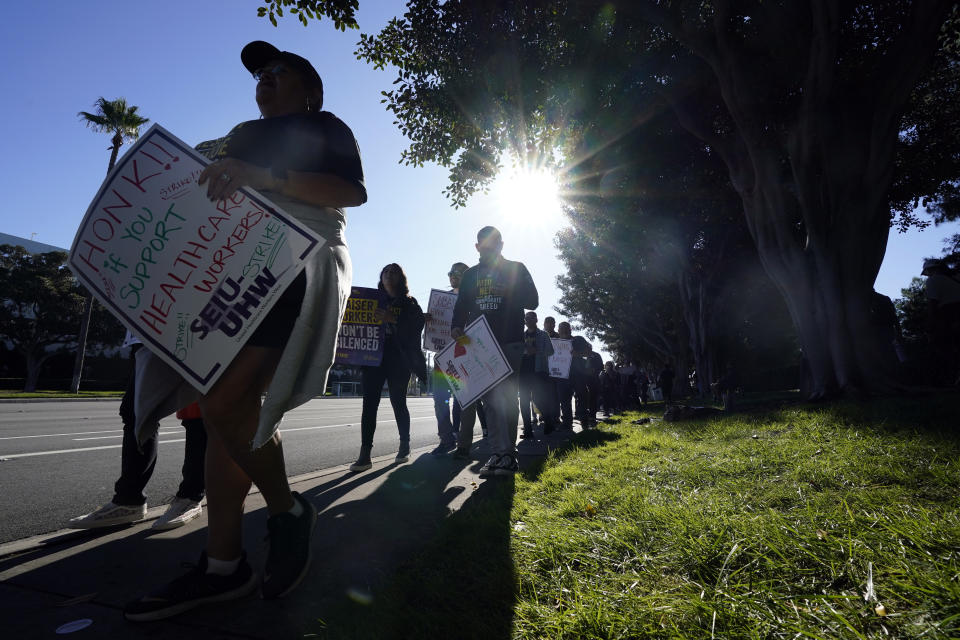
[396,440,411,463]
[349,446,372,472]
[493,454,519,476]
[451,446,471,460]
[123,551,257,621]
[262,492,317,599]
[520,431,534,440]
[479,454,502,478]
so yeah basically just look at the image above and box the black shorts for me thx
[244,270,306,349]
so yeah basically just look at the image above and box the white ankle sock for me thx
[206,555,241,576]
[288,498,304,518]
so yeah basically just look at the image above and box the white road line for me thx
[0,439,186,460]
[0,413,434,440]
[0,429,124,440]
[0,416,435,459]
[73,431,182,441]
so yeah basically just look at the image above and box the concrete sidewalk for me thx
[0,430,577,639]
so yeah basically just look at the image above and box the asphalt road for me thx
[0,397,449,544]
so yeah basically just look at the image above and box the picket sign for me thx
[69,124,323,393]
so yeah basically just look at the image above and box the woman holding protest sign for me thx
[124,41,366,621]
[349,263,428,472]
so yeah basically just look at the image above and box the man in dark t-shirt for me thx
[452,226,538,478]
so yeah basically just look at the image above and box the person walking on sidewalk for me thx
[428,262,468,454]
[570,335,591,426]
[555,321,576,430]
[658,363,676,405]
[124,40,367,621]
[349,263,427,471]
[542,315,562,429]
[69,338,207,532]
[582,342,604,428]
[519,311,555,439]
[600,361,619,418]
[451,226,538,478]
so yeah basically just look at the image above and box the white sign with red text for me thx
[432,315,512,408]
[69,124,324,393]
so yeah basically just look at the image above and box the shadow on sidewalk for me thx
[308,428,620,640]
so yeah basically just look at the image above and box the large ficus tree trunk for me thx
[650,1,954,397]
[678,274,713,397]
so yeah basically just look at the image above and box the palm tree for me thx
[71,98,150,393]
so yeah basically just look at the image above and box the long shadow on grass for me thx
[310,428,619,640]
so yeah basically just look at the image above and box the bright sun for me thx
[491,165,563,228]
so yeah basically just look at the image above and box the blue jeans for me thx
[482,373,520,457]
[433,382,461,443]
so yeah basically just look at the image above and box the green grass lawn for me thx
[314,393,960,639]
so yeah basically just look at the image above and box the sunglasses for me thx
[253,64,290,81]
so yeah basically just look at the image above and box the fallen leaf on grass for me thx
[584,504,597,518]
[816,529,828,540]
[875,603,888,616]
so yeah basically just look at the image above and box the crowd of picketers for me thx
[425,309,677,461]
[68,225,678,537]
[66,222,679,622]
[61,40,693,624]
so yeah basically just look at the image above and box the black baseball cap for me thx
[241,41,324,92]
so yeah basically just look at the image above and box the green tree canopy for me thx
[274,1,959,397]
[0,245,123,391]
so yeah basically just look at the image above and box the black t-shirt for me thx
[451,256,538,346]
[195,112,365,196]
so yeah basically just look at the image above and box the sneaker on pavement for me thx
[69,501,147,529]
[479,454,503,478]
[151,497,203,531]
[494,454,519,476]
[396,440,411,463]
[123,551,257,622]
[349,447,372,472]
[451,446,471,460]
[262,492,317,599]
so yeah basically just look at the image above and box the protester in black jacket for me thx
[350,263,426,471]
[451,226,538,478]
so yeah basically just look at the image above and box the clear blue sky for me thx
[1,0,956,359]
